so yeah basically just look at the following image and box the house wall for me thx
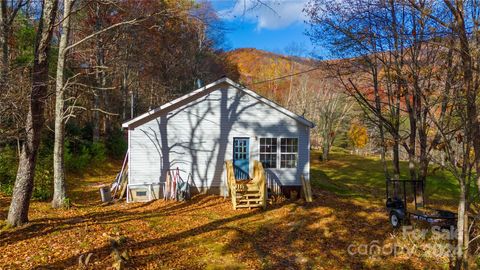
[127,84,310,201]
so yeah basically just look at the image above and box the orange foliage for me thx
[348,122,368,149]
[225,48,324,103]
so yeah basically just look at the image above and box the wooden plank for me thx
[117,173,128,200]
[306,177,313,202]
[301,175,313,202]
[301,176,307,200]
[113,152,129,198]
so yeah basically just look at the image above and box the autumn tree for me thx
[348,122,368,152]
[307,0,401,178]
[48,0,238,208]
[307,0,480,267]
[407,1,480,267]
[51,0,73,208]
[0,0,29,84]
[7,0,58,226]
[2,0,237,221]
[51,0,152,208]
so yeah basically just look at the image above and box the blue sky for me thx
[209,0,317,57]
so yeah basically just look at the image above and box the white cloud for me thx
[219,0,309,30]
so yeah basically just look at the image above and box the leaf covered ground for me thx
[0,152,456,269]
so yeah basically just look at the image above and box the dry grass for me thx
[0,157,452,269]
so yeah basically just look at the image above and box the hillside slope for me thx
[225,48,388,108]
[225,48,331,103]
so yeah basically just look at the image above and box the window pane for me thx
[280,138,298,152]
[259,137,277,168]
[280,153,297,168]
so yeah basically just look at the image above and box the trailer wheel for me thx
[390,211,402,228]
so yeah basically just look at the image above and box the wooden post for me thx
[301,175,313,202]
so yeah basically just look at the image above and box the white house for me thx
[122,77,314,202]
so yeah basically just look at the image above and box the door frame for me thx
[232,137,251,179]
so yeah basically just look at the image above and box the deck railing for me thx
[265,170,283,197]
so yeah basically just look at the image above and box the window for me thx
[136,191,147,197]
[280,138,298,168]
[259,138,277,168]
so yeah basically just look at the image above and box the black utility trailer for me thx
[386,179,456,228]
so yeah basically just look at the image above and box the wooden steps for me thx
[225,160,267,210]
[235,190,264,208]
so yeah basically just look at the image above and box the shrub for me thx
[0,143,53,200]
[90,142,106,163]
[33,142,54,200]
[63,197,72,209]
[65,141,89,172]
[0,145,18,195]
[65,140,107,172]
[33,164,52,201]
[1,131,112,200]
[106,128,127,159]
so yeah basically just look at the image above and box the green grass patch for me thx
[311,148,462,206]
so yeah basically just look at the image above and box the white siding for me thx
[128,85,310,195]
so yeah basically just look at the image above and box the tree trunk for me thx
[322,138,330,161]
[149,79,154,110]
[7,0,58,227]
[92,2,102,142]
[101,64,110,133]
[392,135,400,179]
[121,65,128,119]
[455,182,468,269]
[0,0,9,84]
[52,0,73,209]
[92,91,100,141]
[404,80,417,182]
[371,64,389,180]
[130,89,134,118]
[416,121,428,207]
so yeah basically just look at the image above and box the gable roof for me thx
[122,77,315,128]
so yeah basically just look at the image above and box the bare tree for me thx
[7,0,58,227]
[407,1,480,267]
[317,86,351,160]
[308,0,480,267]
[52,0,73,209]
[288,75,352,160]
[51,1,155,208]
[307,0,403,178]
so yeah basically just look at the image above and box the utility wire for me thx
[252,65,325,85]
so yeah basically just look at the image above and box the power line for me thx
[252,65,324,85]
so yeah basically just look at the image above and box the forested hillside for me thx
[1,6,354,216]
[226,48,325,101]
[0,0,240,222]
[226,48,355,158]
[1,0,480,268]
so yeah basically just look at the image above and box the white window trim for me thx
[279,137,299,169]
[259,137,299,169]
[259,137,278,169]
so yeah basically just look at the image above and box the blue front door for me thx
[233,137,250,179]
